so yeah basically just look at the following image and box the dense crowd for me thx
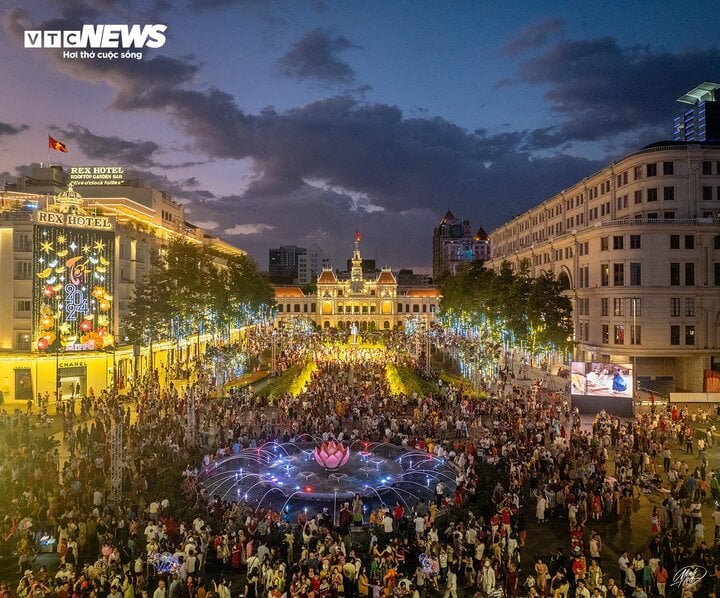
[0,334,718,598]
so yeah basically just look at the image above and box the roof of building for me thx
[406,288,440,298]
[475,227,488,241]
[318,269,338,284]
[441,209,455,223]
[274,287,305,298]
[377,269,396,284]
[677,81,720,104]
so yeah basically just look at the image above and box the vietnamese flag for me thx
[48,135,68,153]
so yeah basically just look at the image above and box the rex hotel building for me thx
[0,165,246,403]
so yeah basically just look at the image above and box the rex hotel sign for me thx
[36,211,115,231]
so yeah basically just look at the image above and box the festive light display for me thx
[33,221,115,352]
[314,440,350,470]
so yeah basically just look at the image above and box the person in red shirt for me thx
[501,507,512,538]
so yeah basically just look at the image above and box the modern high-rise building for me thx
[432,210,490,280]
[485,142,720,394]
[269,245,305,283]
[296,243,330,286]
[674,81,720,143]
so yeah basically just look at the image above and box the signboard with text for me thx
[32,212,115,353]
[69,166,125,186]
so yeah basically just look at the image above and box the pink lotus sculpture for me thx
[314,440,350,470]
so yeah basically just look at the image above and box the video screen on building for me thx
[571,362,633,399]
[33,214,115,353]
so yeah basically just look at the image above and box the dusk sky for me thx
[1,1,718,272]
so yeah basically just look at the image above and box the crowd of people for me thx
[0,331,718,598]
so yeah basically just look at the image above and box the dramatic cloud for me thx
[278,28,357,84]
[223,223,274,235]
[516,37,720,147]
[2,6,615,267]
[57,124,161,166]
[503,17,564,55]
[0,121,29,137]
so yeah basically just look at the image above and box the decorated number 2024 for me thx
[65,283,89,321]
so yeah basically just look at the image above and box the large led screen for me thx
[33,217,115,353]
[571,361,633,399]
[571,361,634,416]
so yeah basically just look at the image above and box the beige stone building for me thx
[486,142,720,393]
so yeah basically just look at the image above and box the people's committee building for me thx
[275,233,439,331]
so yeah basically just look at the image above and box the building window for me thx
[663,186,675,201]
[663,161,674,175]
[15,333,31,351]
[634,165,642,180]
[664,212,675,220]
[685,298,695,317]
[310,304,316,313]
[703,186,713,201]
[685,262,695,286]
[630,263,641,286]
[614,324,625,344]
[613,235,623,250]
[716,263,720,286]
[600,264,609,287]
[602,324,609,344]
[647,188,657,202]
[613,298,624,316]
[647,212,658,219]
[277,304,283,312]
[613,263,624,286]
[685,325,695,345]
[601,298,609,316]
[413,304,419,313]
[600,237,609,251]
[670,263,680,286]
[684,235,694,249]
[13,233,31,252]
[631,325,641,346]
[294,304,300,312]
[670,325,680,345]
[630,235,641,249]
[13,261,32,280]
[703,161,712,175]
[670,235,680,249]
[634,190,642,204]
[670,298,680,316]
[397,303,402,313]
[16,299,31,313]
[646,163,657,177]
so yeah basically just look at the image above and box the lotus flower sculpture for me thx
[314,440,350,470]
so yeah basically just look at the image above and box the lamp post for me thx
[628,296,639,416]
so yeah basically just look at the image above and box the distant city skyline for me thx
[1,1,719,270]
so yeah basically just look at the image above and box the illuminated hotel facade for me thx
[485,142,720,393]
[274,234,439,331]
[0,165,246,402]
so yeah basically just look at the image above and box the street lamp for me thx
[628,296,639,416]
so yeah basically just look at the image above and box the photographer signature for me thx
[671,565,707,588]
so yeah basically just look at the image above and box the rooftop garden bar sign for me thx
[69,166,125,186]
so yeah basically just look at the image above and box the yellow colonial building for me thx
[0,165,246,404]
[275,234,439,331]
